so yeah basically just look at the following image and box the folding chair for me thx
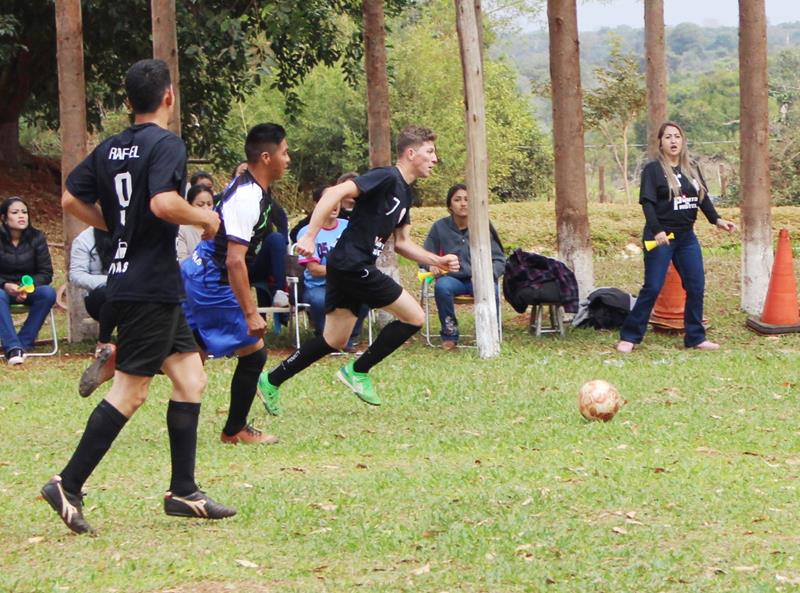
[420,276,502,347]
[255,243,310,349]
[0,304,59,359]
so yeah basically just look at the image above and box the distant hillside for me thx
[494,21,800,90]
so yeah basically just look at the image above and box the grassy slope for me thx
[2,203,800,593]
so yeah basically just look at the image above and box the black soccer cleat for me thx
[40,475,95,535]
[164,490,236,520]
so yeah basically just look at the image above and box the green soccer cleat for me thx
[336,360,380,406]
[257,374,281,416]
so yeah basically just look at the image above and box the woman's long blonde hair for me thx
[656,121,706,201]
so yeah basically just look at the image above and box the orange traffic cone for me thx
[649,262,709,332]
[746,228,800,334]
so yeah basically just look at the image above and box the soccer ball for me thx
[578,380,621,422]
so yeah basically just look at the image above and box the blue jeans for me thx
[619,228,706,347]
[434,276,473,342]
[252,231,288,307]
[0,284,56,352]
[303,284,368,347]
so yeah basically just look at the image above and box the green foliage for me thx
[2,0,414,163]
[584,37,646,200]
[389,0,552,204]
[228,64,368,204]
[225,0,551,206]
[769,48,800,205]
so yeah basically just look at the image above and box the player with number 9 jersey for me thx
[66,124,187,303]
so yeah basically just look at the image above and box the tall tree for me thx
[55,0,92,341]
[584,38,646,204]
[363,0,391,168]
[644,0,667,160]
[362,0,399,327]
[455,0,500,358]
[739,0,772,314]
[151,0,180,136]
[547,0,593,297]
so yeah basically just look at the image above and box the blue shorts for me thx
[181,251,258,358]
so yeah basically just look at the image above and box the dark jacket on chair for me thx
[503,249,579,313]
[0,225,53,287]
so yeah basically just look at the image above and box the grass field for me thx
[2,204,800,592]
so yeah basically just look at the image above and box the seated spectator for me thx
[190,169,214,191]
[297,201,367,352]
[70,226,118,395]
[290,173,358,243]
[250,198,290,309]
[423,183,505,350]
[69,226,114,345]
[0,196,56,365]
[336,171,358,221]
[177,184,215,261]
[290,186,325,243]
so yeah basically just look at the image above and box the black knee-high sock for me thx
[267,335,336,386]
[223,347,267,436]
[60,399,128,494]
[353,320,421,374]
[167,400,200,496]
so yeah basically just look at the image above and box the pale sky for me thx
[528,0,800,30]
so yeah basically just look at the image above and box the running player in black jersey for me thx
[181,123,289,445]
[259,126,459,412]
[41,59,234,534]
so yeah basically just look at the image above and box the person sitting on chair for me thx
[422,183,505,350]
[297,197,367,353]
[70,226,118,396]
[177,184,215,261]
[0,196,57,365]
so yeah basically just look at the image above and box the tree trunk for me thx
[644,0,667,160]
[151,0,181,136]
[548,0,594,299]
[363,0,391,168]
[0,121,20,164]
[621,123,630,203]
[598,163,607,203]
[363,0,399,327]
[455,0,500,358]
[55,0,92,342]
[739,0,772,314]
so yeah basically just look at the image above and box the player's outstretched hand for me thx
[438,253,460,274]
[716,218,737,232]
[297,234,315,257]
[246,311,267,338]
[201,210,221,240]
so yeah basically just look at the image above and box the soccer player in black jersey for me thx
[181,123,289,445]
[259,126,459,411]
[41,59,235,534]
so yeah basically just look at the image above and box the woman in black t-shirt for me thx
[616,121,736,353]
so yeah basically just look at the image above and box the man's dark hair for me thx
[125,59,171,114]
[396,126,436,157]
[245,123,286,164]
[190,170,213,187]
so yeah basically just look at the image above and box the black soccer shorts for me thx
[325,265,403,316]
[112,301,198,377]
